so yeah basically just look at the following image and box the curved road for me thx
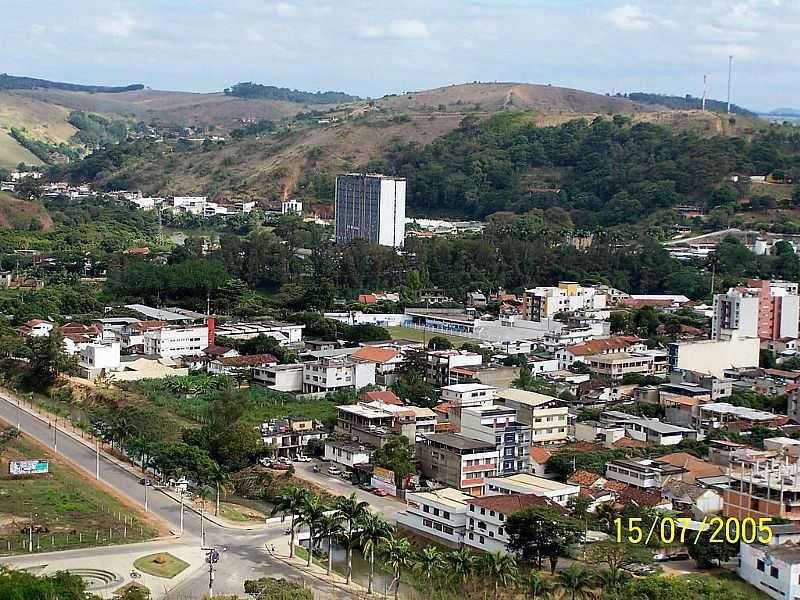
[0,395,342,598]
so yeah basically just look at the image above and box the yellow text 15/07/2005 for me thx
[613,516,773,545]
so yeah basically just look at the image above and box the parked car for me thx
[668,552,690,561]
[359,482,374,491]
[277,457,292,465]
[294,455,311,463]
[372,488,388,497]
[270,463,291,471]
[20,525,48,534]
[340,471,352,480]
[327,466,342,476]
[139,478,154,486]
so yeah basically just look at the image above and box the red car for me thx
[372,488,388,497]
[269,463,290,471]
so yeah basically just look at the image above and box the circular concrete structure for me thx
[64,568,122,590]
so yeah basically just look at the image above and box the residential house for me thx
[351,346,403,386]
[556,336,645,370]
[656,452,724,483]
[302,356,376,393]
[253,363,304,392]
[494,388,570,445]
[460,405,531,475]
[484,473,580,506]
[261,418,326,458]
[208,353,278,377]
[323,440,374,469]
[396,488,472,547]
[605,458,687,490]
[440,383,497,431]
[586,352,655,381]
[661,480,723,519]
[425,350,483,387]
[738,524,800,600]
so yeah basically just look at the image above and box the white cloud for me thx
[606,4,651,32]
[96,14,137,37]
[359,19,430,40]
[275,2,300,18]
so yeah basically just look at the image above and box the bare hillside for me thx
[377,82,656,114]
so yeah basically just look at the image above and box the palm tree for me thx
[478,551,518,600]
[524,570,555,600]
[594,502,619,534]
[413,546,446,593]
[447,548,476,597]
[381,536,413,600]
[556,564,596,600]
[295,495,328,567]
[316,512,344,576]
[357,512,393,595]
[334,493,370,585]
[271,487,309,558]
[596,566,629,597]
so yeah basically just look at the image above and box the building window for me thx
[468,532,474,540]
[423,505,430,513]
[770,566,779,578]
[443,511,450,520]
[480,508,486,515]
[423,519,432,528]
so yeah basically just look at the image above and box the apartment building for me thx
[522,282,607,322]
[587,352,655,381]
[440,383,497,431]
[396,488,473,547]
[695,402,786,435]
[484,473,579,506]
[667,335,760,378]
[425,350,483,387]
[335,400,435,447]
[556,336,645,370]
[334,173,406,247]
[252,363,304,392]
[143,324,210,358]
[712,279,800,342]
[494,388,569,445]
[605,458,687,490]
[260,418,326,457]
[302,356,376,393]
[595,411,696,446]
[351,346,404,386]
[460,405,531,475]
[416,432,499,496]
[724,458,800,524]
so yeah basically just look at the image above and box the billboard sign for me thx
[372,466,395,485]
[9,459,49,476]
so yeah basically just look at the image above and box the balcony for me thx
[463,463,495,473]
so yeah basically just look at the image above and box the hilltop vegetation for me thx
[623,92,756,116]
[224,82,360,104]
[0,73,143,93]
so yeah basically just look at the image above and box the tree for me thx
[687,529,738,567]
[413,546,446,592]
[26,329,78,389]
[478,551,518,600]
[524,570,556,600]
[316,513,344,576]
[0,567,97,599]
[343,323,390,344]
[596,566,630,596]
[583,540,652,571]
[271,487,310,559]
[295,495,328,568]
[243,577,313,600]
[506,507,582,573]
[381,536,414,600]
[372,435,416,487]
[447,547,476,597]
[334,493,370,585]
[357,512,393,595]
[427,335,453,350]
[594,502,620,533]
[151,442,220,485]
[555,564,596,600]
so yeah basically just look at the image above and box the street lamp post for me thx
[179,490,184,536]
[28,513,37,553]
[200,500,206,546]
[95,439,100,480]
[202,547,221,598]
[16,398,21,430]
[144,479,148,512]
[52,421,57,454]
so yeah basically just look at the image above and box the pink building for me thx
[712,279,800,342]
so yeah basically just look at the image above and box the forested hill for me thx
[621,92,755,116]
[224,82,360,104]
[364,112,800,225]
[0,73,144,93]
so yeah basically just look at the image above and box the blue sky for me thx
[4,0,799,110]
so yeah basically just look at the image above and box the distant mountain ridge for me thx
[769,108,800,117]
[0,73,143,94]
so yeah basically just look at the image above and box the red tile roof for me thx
[657,452,723,479]
[217,354,278,367]
[204,344,235,357]
[433,402,452,416]
[612,437,650,449]
[565,336,641,357]
[568,469,605,487]
[529,447,552,464]
[351,346,400,364]
[360,390,403,405]
[616,486,666,508]
[467,494,566,516]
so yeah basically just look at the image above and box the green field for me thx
[0,130,43,169]
[0,424,158,555]
[387,326,475,347]
[133,552,189,578]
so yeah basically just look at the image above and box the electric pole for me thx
[203,547,221,598]
[726,55,733,114]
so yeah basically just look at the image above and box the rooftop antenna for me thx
[726,55,733,114]
[702,75,708,112]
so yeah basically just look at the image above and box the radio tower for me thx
[726,55,734,114]
[702,75,708,112]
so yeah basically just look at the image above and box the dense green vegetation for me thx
[224,81,359,104]
[67,111,127,147]
[623,92,755,115]
[10,128,79,163]
[366,112,800,222]
[0,73,143,93]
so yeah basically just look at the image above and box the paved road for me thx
[0,395,400,598]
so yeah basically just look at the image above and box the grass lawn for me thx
[0,424,159,555]
[218,502,266,523]
[133,552,190,578]
[704,571,772,599]
[293,544,329,571]
[114,582,150,598]
[387,326,474,347]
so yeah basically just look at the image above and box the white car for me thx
[327,466,342,476]
[294,455,312,463]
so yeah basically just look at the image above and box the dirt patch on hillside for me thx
[0,192,53,231]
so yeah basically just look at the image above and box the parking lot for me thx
[292,459,405,523]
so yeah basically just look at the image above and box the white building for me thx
[605,458,687,490]
[79,341,121,380]
[282,198,303,215]
[460,405,530,475]
[440,383,497,431]
[484,473,579,506]
[334,173,406,248]
[522,282,607,322]
[302,356,376,393]
[465,494,564,553]
[556,336,646,370]
[739,525,800,600]
[214,321,305,347]
[416,432,499,496]
[171,196,207,215]
[494,388,569,445]
[144,325,210,358]
[396,488,472,547]
[668,335,760,378]
[712,279,800,342]
[324,440,374,470]
[253,363,304,392]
